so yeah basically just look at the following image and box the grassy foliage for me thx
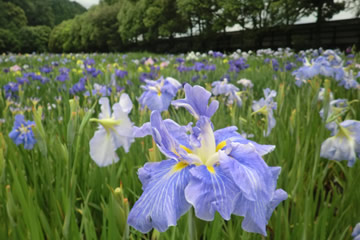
[0,52,359,239]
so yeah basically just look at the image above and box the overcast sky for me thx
[73,0,354,23]
[73,0,99,8]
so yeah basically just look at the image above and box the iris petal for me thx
[149,111,185,160]
[220,143,287,236]
[99,97,111,119]
[185,165,239,221]
[128,159,192,233]
[214,126,275,156]
[172,83,219,119]
[89,128,119,167]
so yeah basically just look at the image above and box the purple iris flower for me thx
[339,70,359,89]
[84,58,95,66]
[70,78,87,95]
[229,58,249,73]
[292,57,335,86]
[40,77,50,84]
[212,78,242,106]
[138,77,182,112]
[85,83,111,97]
[212,51,225,58]
[320,99,348,132]
[271,59,280,71]
[194,62,205,71]
[139,71,158,83]
[128,84,287,236]
[56,74,69,82]
[85,66,102,78]
[177,64,193,72]
[4,82,20,99]
[9,114,37,150]
[56,68,70,82]
[4,82,19,93]
[352,223,360,240]
[285,62,295,71]
[16,77,29,85]
[39,66,52,73]
[252,89,277,136]
[191,75,200,82]
[320,120,360,167]
[27,72,43,81]
[345,60,353,66]
[59,67,70,75]
[176,57,185,63]
[115,69,128,78]
[204,64,216,71]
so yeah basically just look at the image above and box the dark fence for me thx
[126,18,360,53]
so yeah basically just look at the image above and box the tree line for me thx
[1,0,359,53]
[0,0,85,53]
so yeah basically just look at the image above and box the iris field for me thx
[0,49,359,239]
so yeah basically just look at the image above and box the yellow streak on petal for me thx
[172,161,188,172]
[180,145,192,153]
[207,166,215,174]
[216,141,226,152]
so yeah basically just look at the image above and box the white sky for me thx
[73,0,355,26]
[73,0,99,8]
[296,8,354,24]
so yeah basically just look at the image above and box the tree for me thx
[300,0,345,23]
[0,2,27,30]
[0,28,20,53]
[19,26,52,52]
[141,0,189,39]
[177,0,224,35]
[117,0,147,43]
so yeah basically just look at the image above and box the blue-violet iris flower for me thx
[9,114,37,150]
[212,78,242,107]
[320,120,360,167]
[138,77,181,112]
[252,89,277,136]
[352,223,360,240]
[128,84,287,236]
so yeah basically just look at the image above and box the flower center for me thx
[90,118,122,134]
[18,124,30,134]
[182,120,226,168]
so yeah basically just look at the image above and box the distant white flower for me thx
[89,94,134,167]
[237,78,254,88]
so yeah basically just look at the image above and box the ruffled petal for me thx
[220,142,287,236]
[119,93,133,114]
[149,111,185,160]
[133,122,152,138]
[128,159,192,233]
[172,83,219,119]
[320,136,356,167]
[185,165,239,221]
[214,126,275,156]
[111,102,135,152]
[231,168,286,236]
[163,119,192,148]
[99,97,111,119]
[89,128,119,167]
[352,223,360,238]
